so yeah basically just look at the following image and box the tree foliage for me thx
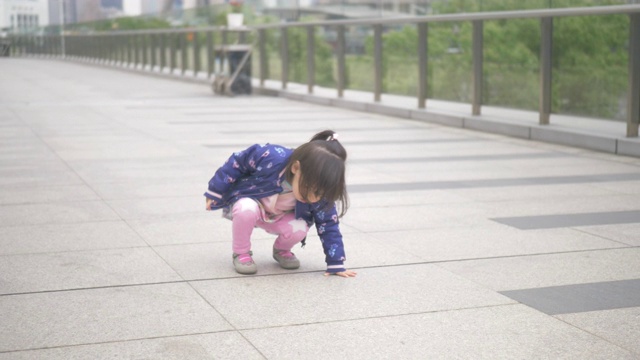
[358,0,630,119]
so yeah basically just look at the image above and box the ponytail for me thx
[285,130,349,216]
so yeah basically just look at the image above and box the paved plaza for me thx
[1,58,640,359]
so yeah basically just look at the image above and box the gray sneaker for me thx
[273,248,300,270]
[233,252,257,275]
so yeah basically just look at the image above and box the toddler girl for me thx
[204,130,356,278]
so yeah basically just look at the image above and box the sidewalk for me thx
[1,58,639,359]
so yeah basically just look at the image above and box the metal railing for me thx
[8,4,640,137]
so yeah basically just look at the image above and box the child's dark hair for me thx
[285,130,349,217]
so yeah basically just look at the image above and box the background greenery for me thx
[259,0,630,120]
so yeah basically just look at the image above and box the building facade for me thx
[0,0,50,32]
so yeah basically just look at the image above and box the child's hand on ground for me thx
[205,198,214,210]
[324,270,357,278]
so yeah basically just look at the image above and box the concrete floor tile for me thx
[91,181,204,200]
[348,189,471,207]
[439,248,640,291]
[69,158,208,185]
[106,196,201,220]
[0,152,64,171]
[343,203,489,232]
[190,264,514,329]
[556,307,640,354]
[576,223,640,246]
[0,221,146,255]
[130,209,363,247]
[492,210,640,230]
[0,247,182,294]
[368,225,626,263]
[345,166,404,184]
[591,180,640,195]
[0,169,84,187]
[0,283,232,352]
[500,279,640,315]
[241,305,636,360]
[49,138,188,161]
[449,183,619,203]
[0,201,120,227]
[0,155,69,172]
[154,232,421,280]
[483,194,640,218]
[0,184,100,205]
[154,239,312,281]
[0,332,264,360]
[355,161,515,179]
[128,212,236,246]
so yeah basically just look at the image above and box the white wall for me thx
[123,0,142,16]
[124,0,173,16]
[182,0,200,9]
[0,0,50,31]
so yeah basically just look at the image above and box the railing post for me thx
[472,20,483,116]
[281,27,288,89]
[40,36,46,56]
[374,24,383,102]
[114,35,119,63]
[118,35,123,64]
[133,35,139,68]
[111,35,115,63]
[61,29,66,58]
[194,31,201,77]
[103,35,109,62]
[94,35,99,61]
[170,33,177,74]
[336,25,346,98]
[105,35,110,63]
[127,35,132,67]
[628,13,640,137]
[540,17,553,126]
[122,34,128,65]
[51,35,56,57]
[259,29,267,86]
[181,32,187,76]
[45,36,51,56]
[110,35,115,63]
[418,22,428,109]
[116,34,122,64]
[143,34,149,70]
[221,29,228,74]
[41,35,47,56]
[307,26,315,94]
[108,35,113,63]
[98,35,103,61]
[150,34,157,71]
[85,35,90,60]
[100,35,106,61]
[207,30,214,79]
[160,33,166,72]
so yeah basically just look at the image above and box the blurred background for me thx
[1,0,637,122]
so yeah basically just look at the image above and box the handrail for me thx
[58,4,640,34]
[250,4,640,29]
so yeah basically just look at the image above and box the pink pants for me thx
[231,198,309,255]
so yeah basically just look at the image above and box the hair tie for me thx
[327,133,339,141]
